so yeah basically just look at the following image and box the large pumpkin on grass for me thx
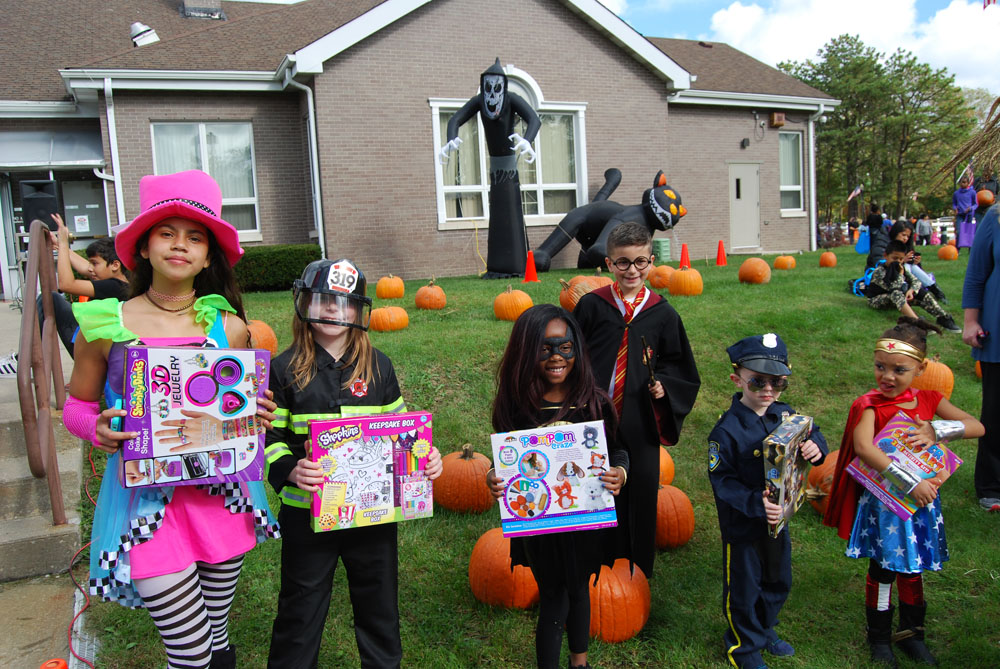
[415,278,446,310]
[659,446,675,485]
[370,306,409,331]
[938,245,958,261]
[494,285,533,321]
[248,319,278,355]
[805,451,837,515]
[375,274,405,299]
[588,558,651,642]
[655,484,695,549]
[434,444,494,513]
[738,258,771,284]
[469,528,539,609]
[820,251,837,268]
[774,255,796,270]
[668,267,703,296]
[911,355,954,399]
[648,264,675,290]
[572,268,613,291]
[558,279,590,312]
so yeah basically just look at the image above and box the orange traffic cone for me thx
[679,243,691,269]
[716,240,727,266]
[523,250,540,283]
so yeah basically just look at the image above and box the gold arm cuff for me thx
[874,338,924,361]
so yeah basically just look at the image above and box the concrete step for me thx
[0,448,82,521]
[0,411,78,460]
[0,513,82,581]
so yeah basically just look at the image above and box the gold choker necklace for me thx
[147,287,196,303]
[144,292,195,313]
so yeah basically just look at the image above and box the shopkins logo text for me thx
[519,431,576,449]
[317,425,362,448]
[129,360,147,418]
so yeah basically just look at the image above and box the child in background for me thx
[707,333,827,669]
[265,258,442,669]
[824,318,983,666]
[487,304,627,669]
[865,240,960,332]
[573,221,700,579]
[953,174,978,250]
[64,170,279,669]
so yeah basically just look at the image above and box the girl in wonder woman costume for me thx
[62,170,279,669]
[824,317,983,667]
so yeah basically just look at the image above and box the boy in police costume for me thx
[707,334,828,669]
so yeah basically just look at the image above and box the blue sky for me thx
[600,0,999,93]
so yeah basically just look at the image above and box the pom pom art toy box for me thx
[490,420,617,538]
[847,411,962,521]
[762,414,813,538]
[308,411,434,532]
[119,346,270,488]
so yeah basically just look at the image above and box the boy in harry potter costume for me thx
[707,334,827,669]
[573,222,700,578]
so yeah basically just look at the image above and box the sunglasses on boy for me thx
[740,373,789,392]
[611,256,652,271]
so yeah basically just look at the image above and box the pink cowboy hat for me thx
[114,170,243,270]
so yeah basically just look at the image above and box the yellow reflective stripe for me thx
[265,442,292,464]
[271,408,290,429]
[290,413,341,434]
[279,486,310,508]
[339,398,406,417]
[724,543,742,668]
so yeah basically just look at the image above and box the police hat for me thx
[727,333,791,376]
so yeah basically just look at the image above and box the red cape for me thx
[823,389,942,539]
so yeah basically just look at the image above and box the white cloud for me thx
[706,0,999,93]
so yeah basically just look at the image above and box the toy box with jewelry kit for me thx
[491,420,617,538]
[308,411,434,532]
[762,414,813,538]
[119,345,270,488]
[846,411,962,521]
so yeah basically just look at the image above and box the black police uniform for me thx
[265,341,406,669]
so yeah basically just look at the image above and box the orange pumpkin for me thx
[947,239,956,247]
[414,277,446,310]
[805,451,838,515]
[369,305,409,331]
[558,278,589,312]
[588,558,651,642]
[247,319,278,355]
[659,446,675,485]
[648,264,675,290]
[469,528,539,609]
[911,355,954,399]
[494,285,533,321]
[819,251,837,268]
[937,245,959,261]
[655,484,695,549]
[773,255,796,270]
[668,267,703,296]
[433,444,494,513]
[375,274,405,299]
[978,189,996,207]
[738,258,771,284]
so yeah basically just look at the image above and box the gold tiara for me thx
[874,338,924,361]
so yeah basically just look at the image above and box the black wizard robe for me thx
[574,285,701,577]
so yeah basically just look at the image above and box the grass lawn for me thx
[83,245,999,668]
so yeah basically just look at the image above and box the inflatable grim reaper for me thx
[438,59,540,278]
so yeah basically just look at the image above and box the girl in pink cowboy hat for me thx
[62,170,279,669]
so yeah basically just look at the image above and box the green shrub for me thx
[235,244,321,292]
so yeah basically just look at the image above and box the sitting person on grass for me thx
[866,240,960,332]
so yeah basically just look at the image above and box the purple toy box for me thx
[119,345,270,487]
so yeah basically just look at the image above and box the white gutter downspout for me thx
[283,70,326,259]
[807,104,826,252]
[104,79,127,228]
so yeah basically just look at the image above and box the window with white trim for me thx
[430,71,586,231]
[778,131,803,211]
[151,122,260,234]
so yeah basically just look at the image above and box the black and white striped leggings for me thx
[133,555,243,669]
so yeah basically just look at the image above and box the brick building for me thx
[0,0,837,299]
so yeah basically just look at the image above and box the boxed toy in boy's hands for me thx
[763,414,813,537]
[491,420,617,538]
[308,411,434,532]
[120,346,270,487]
[846,411,962,521]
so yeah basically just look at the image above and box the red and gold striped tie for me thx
[611,283,645,416]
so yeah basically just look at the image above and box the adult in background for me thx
[962,203,1000,511]
[915,213,933,246]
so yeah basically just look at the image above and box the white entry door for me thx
[729,163,760,250]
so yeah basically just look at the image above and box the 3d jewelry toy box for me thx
[309,411,434,532]
[119,346,270,488]
[491,420,617,538]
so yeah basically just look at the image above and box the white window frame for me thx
[429,68,588,231]
[150,122,262,242]
[778,131,804,214]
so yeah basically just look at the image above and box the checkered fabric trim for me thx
[89,576,144,608]
[205,482,280,540]
[150,198,217,217]
[254,508,281,539]
[97,550,120,571]
[117,510,165,552]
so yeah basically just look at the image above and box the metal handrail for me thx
[17,219,67,526]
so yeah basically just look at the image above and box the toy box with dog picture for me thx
[491,420,618,538]
[119,345,270,488]
[308,412,434,532]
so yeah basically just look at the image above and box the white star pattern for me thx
[924,539,934,551]
[860,528,869,536]
[848,547,861,558]
[894,546,906,557]
[869,514,878,525]
[887,524,898,535]
[907,533,917,544]
[914,515,926,528]
[876,537,884,547]
[931,561,941,570]
[881,558,892,569]
[914,554,923,566]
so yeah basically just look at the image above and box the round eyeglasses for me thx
[611,256,652,271]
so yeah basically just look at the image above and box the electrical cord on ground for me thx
[65,444,102,668]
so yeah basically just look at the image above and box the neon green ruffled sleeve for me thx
[72,299,137,343]
[192,294,237,333]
